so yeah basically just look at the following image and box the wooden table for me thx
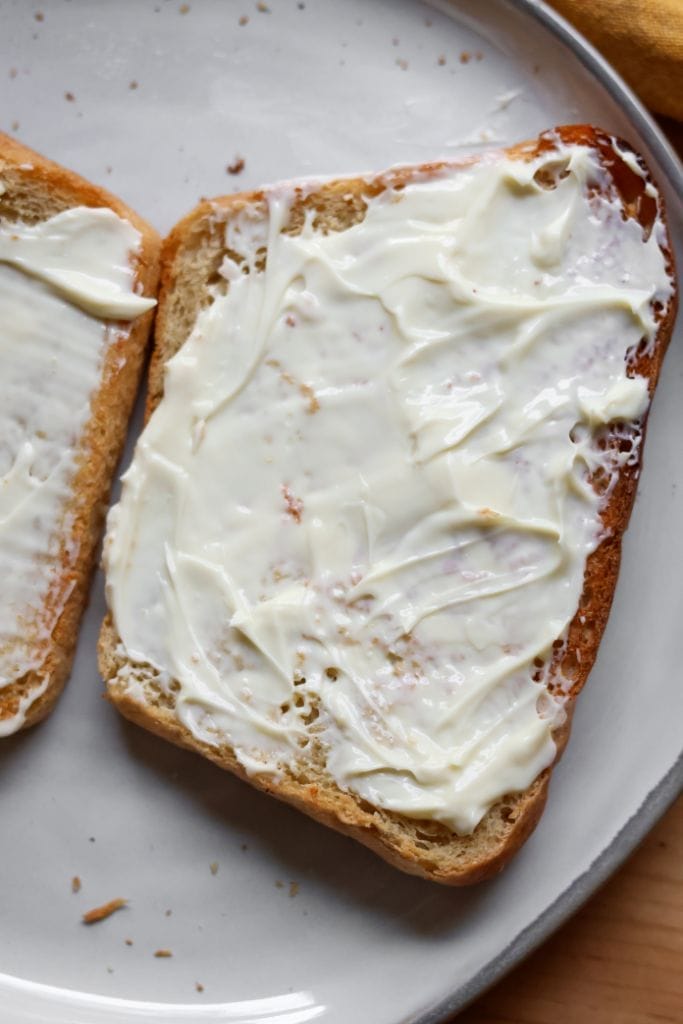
[456,795,683,1023]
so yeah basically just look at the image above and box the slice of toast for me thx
[99,126,676,883]
[0,134,160,735]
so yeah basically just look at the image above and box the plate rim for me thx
[414,0,683,1020]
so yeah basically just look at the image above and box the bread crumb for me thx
[300,383,319,414]
[129,79,138,90]
[195,981,204,992]
[460,51,471,64]
[282,485,303,522]
[437,54,446,66]
[34,11,44,21]
[125,938,133,946]
[82,898,127,924]
[475,51,484,61]
[154,949,173,958]
[396,58,408,71]
[239,14,249,24]
[289,881,299,898]
[179,3,190,12]
[275,880,284,889]
[71,876,81,894]
[227,155,245,175]
[210,861,219,875]
[9,67,17,78]
[64,91,75,102]
[11,120,19,131]
[257,1,270,10]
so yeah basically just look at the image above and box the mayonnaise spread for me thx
[0,205,155,735]
[105,143,672,833]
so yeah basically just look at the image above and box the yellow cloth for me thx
[549,0,683,121]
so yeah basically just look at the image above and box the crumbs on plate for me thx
[82,897,127,925]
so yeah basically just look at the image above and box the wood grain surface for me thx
[456,794,683,1023]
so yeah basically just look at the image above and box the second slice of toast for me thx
[0,134,161,735]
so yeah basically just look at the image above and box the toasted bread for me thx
[99,126,676,883]
[0,134,160,734]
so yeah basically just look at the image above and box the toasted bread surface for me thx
[0,134,161,733]
[99,125,676,883]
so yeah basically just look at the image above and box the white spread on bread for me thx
[104,142,672,834]
[0,205,155,735]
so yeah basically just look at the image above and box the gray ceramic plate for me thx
[0,1,681,1022]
